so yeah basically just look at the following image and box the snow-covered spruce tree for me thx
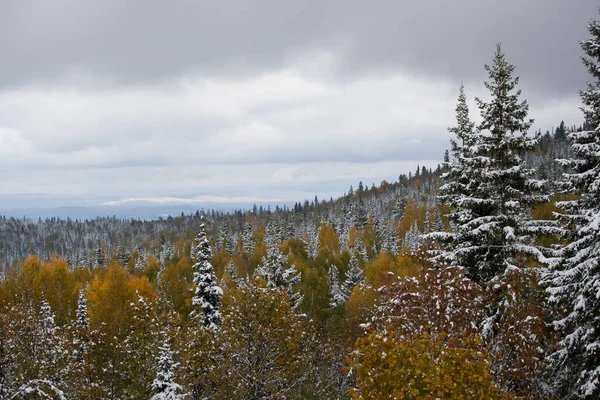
[94,245,104,269]
[328,265,345,308]
[392,191,409,221]
[76,289,88,328]
[134,252,146,272]
[424,208,431,233]
[545,12,600,399]
[226,259,240,284]
[150,339,182,400]
[402,221,421,253]
[256,242,303,309]
[220,259,240,289]
[342,252,363,298]
[433,83,477,230]
[242,222,255,254]
[428,45,556,396]
[4,299,69,399]
[190,220,222,330]
[117,246,130,267]
[431,45,552,283]
[433,209,445,232]
[123,293,163,398]
[381,223,399,255]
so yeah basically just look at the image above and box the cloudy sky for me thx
[0,0,597,211]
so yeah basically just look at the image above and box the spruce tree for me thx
[76,289,88,328]
[94,245,104,269]
[432,45,551,283]
[135,252,146,272]
[381,223,399,255]
[117,246,130,267]
[256,243,303,309]
[328,265,344,307]
[342,252,363,298]
[428,83,478,266]
[150,340,182,400]
[402,222,421,253]
[190,220,223,330]
[223,259,240,288]
[428,46,558,395]
[546,12,600,398]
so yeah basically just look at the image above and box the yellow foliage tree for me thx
[200,284,311,399]
[318,223,340,254]
[158,256,193,315]
[344,285,378,340]
[361,218,377,259]
[38,256,78,326]
[363,252,398,288]
[87,263,156,339]
[349,328,513,399]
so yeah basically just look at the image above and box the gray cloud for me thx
[1,0,596,95]
[0,0,596,208]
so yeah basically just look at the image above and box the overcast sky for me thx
[0,0,597,210]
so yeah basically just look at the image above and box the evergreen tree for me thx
[431,45,551,283]
[402,221,421,253]
[328,265,344,307]
[242,222,255,254]
[190,220,223,330]
[352,200,368,228]
[342,252,363,298]
[6,299,69,398]
[392,191,409,222]
[256,243,303,309]
[117,246,130,267]
[150,340,182,400]
[546,12,600,398]
[135,252,146,272]
[94,245,104,269]
[76,289,88,328]
[433,209,445,232]
[424,208,431,233]
[381,223,399,255]
[555,120,567,141]
[219,260,242,289]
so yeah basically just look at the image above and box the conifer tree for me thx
[94,246,104,269]
[381,223,399,255]
[220,259,240,289]
[150,340,182,400]
[76,289,88,328]
[134,252,146,272]
[431,45,551,283]
[117,246,130,267]
[328,265,344,307]
[429,46,556,394]
[436,83,478,212]
[256,243,303,309]
[392,191,408,221]
[190,220,223,330]
[433,209,445,232]
[546,12,600,398]
[402,222,421,253]
[342,252,363,298]
[226,259,239,283]
[428,83,478,264]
